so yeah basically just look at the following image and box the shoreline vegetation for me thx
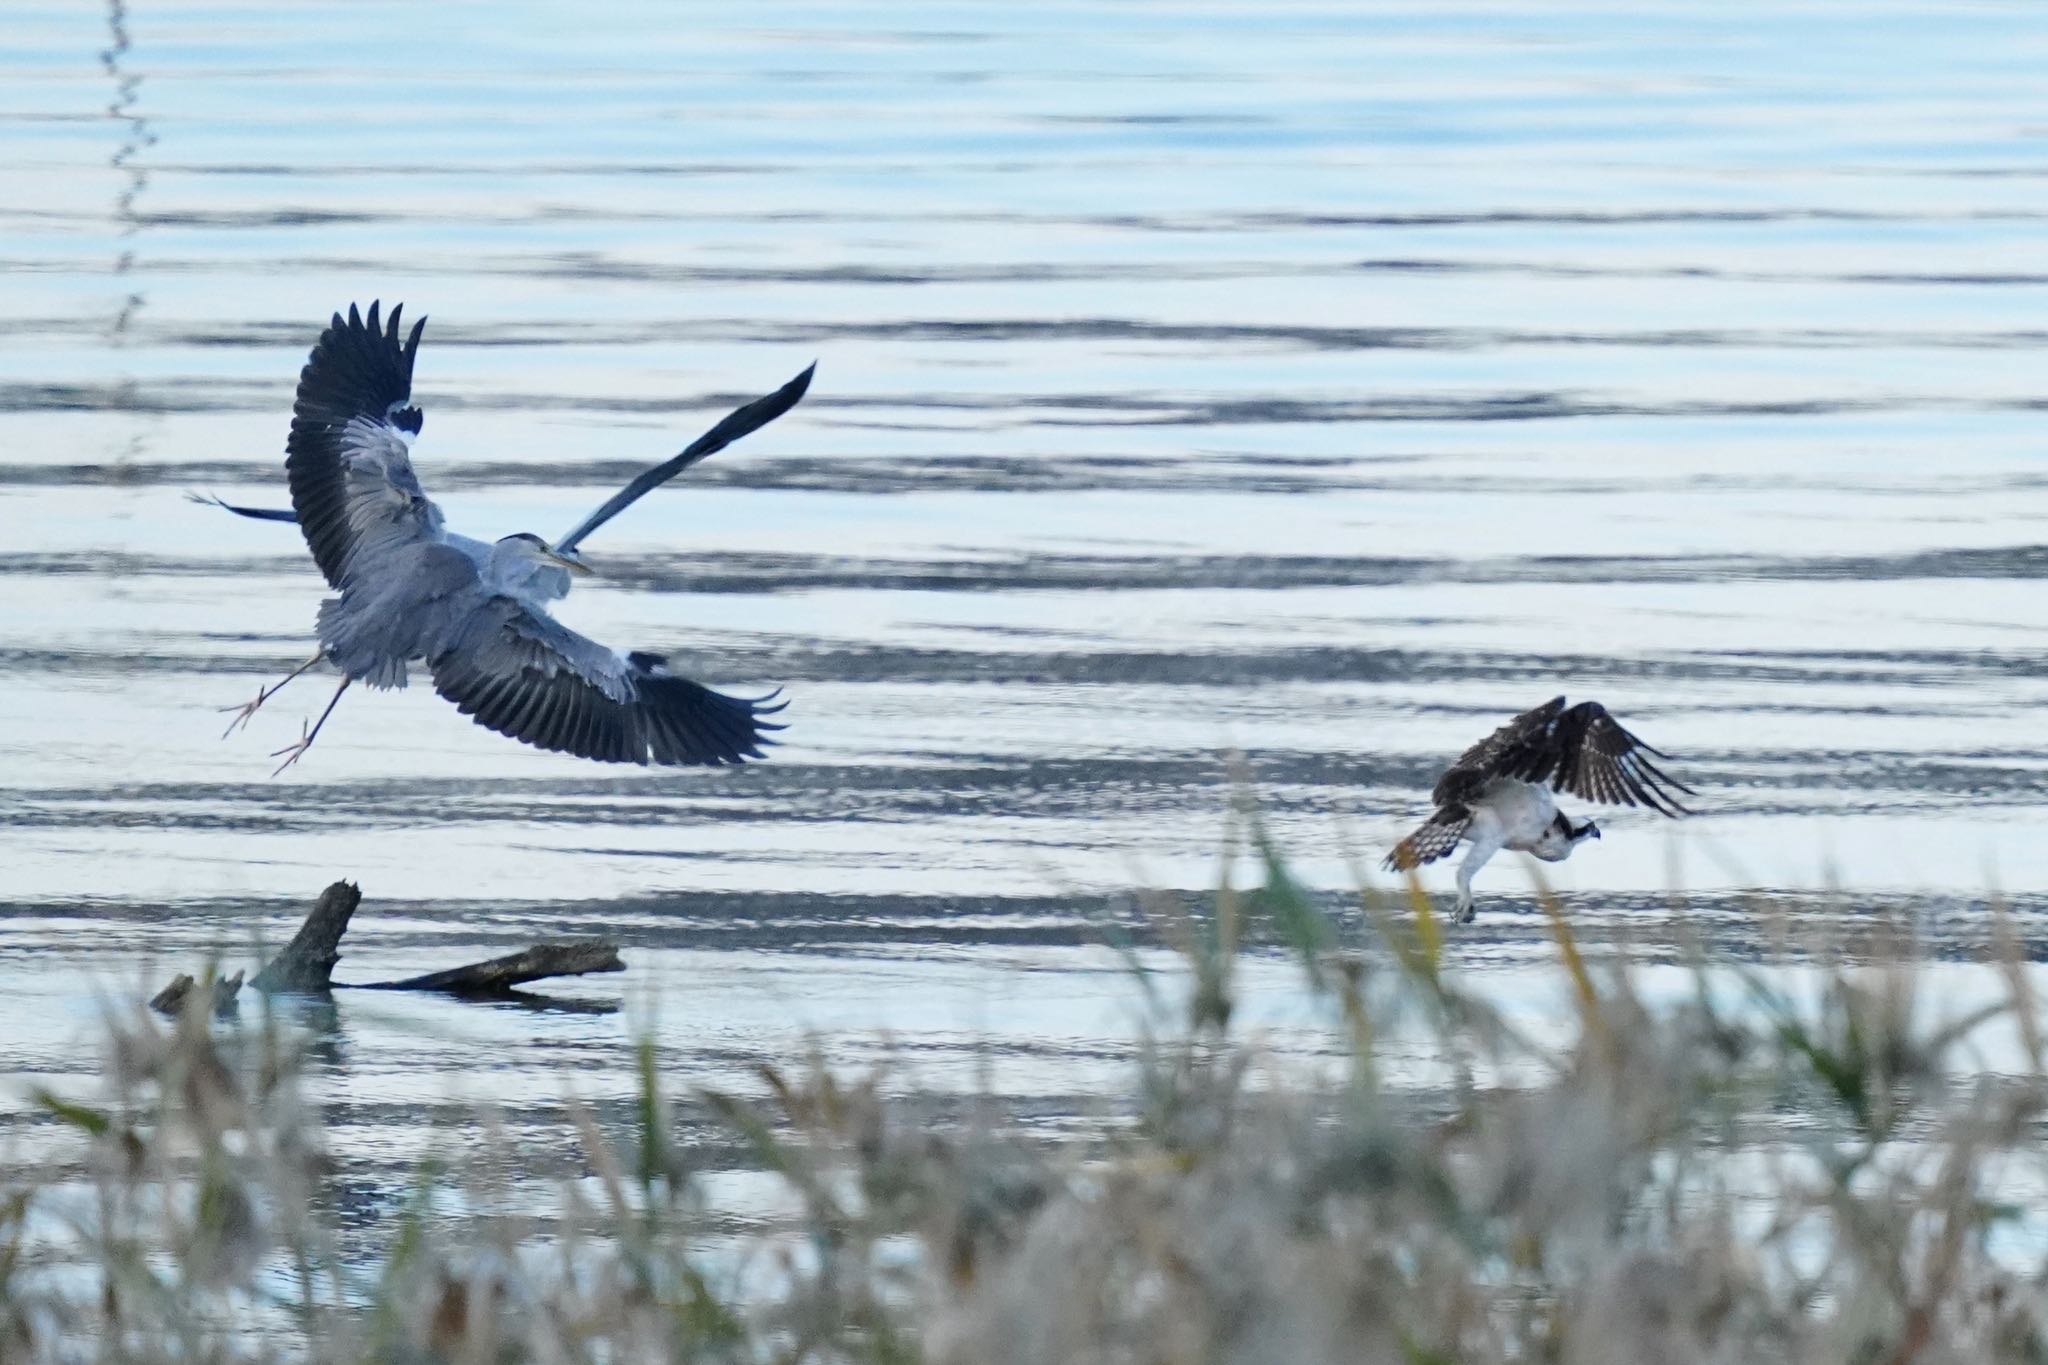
[7,811,2047,1362]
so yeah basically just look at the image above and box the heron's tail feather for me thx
[314,598,408,689]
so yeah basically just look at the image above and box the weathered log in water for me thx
[149,970,243,1017]
[154,881,625,1007]
[360,940,625,996]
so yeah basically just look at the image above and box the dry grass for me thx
[7,819,2048,1363]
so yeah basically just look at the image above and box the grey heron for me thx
[1382,697,1691,921]
[223,301,809,775]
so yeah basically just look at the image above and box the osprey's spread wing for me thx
[1433,696,1691,816]
[286,301,436,590]
[428,595,783,766]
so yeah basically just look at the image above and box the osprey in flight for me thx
[1382,697,1691,922]
[221,302,808,773]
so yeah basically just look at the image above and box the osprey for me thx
[1382,697,1692,922]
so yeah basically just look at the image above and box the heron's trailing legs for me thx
[220,650,326,738]
[270,678,352,777]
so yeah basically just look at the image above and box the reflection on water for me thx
[6,0,2048,1222]
[100,0,149,344]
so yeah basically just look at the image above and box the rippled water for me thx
[8,0,2048,1219]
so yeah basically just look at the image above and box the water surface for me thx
[6,0,2048,1222]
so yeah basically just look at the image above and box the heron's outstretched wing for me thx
[287,301,436,589]
[186,492,299,522]
[553,362,815,554]
[1432,696,1690,815]
[428,596,784,766]
[223,358,813,552]
[1382,806,1470,871]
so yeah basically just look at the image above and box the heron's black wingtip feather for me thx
[191,490,301,523]
[554,360,814,554]
[287,301,431,588]
[436,657,787,768]
[747,689,792,716]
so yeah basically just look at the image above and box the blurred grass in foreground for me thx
[6,803,2048,1363]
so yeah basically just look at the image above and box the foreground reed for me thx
[6,820,2047,1363]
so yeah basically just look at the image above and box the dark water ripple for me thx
[13,544,2048,590]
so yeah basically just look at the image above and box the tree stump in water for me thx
[248,880,360,993]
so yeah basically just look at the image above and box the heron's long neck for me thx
[484,546,571,603]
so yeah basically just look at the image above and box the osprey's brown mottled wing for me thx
[1429,696,1571,809]
[1545,700,1693,815]
[1429,696,1691,816]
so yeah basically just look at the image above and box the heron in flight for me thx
[219,301,810,775]
[1382,697,1691,921]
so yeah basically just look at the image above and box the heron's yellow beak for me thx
[546,549,595,576]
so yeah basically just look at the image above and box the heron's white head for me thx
[488,533,593,603]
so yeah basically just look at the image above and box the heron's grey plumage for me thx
[270,302,785,768]
[314,540,475,690]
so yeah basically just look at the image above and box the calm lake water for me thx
[7,0,2048,1225]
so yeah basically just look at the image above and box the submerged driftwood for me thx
[149,970,244,1018]
[360,940,624,996]
[155,880,625,1008]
